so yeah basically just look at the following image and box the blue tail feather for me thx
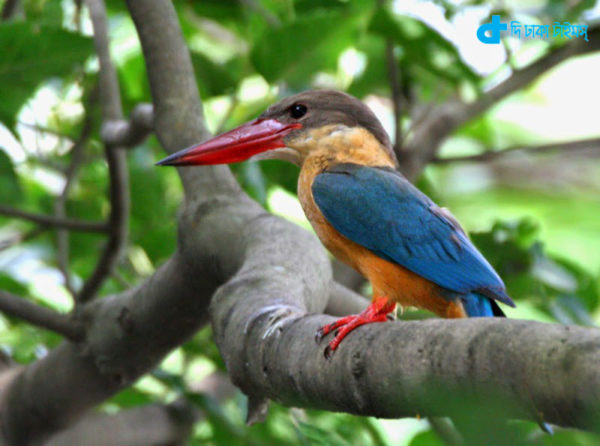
[462,293,505,317]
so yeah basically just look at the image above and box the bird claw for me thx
[314,297,396,358]
[314,328,326,345]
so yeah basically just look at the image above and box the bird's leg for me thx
[315,296,396,359]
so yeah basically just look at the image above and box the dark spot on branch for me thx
[351,350,365,380]
[117,307,135,335]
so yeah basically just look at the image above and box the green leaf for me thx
[187,392,246,443]
[409,429,445,446]
[118,53,151,104]
[0,23,93,131]
[260,159,299,196]
[128,151,177,263]
[24,0,63,27]
[0,273,28,295]
[109,388,156,409]
[295,422,351,446]
[552,258,599,312]
[191,51,242,98]
[348,35,388,98]
[189,0,245,28]
[251,10,366,87]
[0,150,22,205]
[368,10,479,87]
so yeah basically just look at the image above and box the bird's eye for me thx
[290,103,307,119]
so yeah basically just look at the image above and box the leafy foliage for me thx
[0,22,93,132]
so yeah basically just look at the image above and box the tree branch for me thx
[44,400,196,446]
[211,276,600,431]
[377,1,403,156]
[0,225,48,252]
[402,25,600,180]
[125,0,238,197]
[78,0,130,303]
[432,137,600,164]
[100,103,154,148]
[326,282,368,317]
[55,93,96,297]
[387,43,403,151]
[0,206,108,233]
[0,0,240,442]
[1,0,18,20]
[0,291,83,341]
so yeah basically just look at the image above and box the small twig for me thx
[100,103,154,148]
[0,206,108,233]
[0,226,48,252]
[432,137,600,164]
[377,0,403,156]
[74,0,83,30]
[55,100,95,297]
[459,24,600,126]
[501,36,516,70]
[239,0,280,27]
[111,269,132,289]
[428,417,464,446]
[402,23,600,181]
[1,0,18,20]
[385,40,403,155]
[79,0,130,303]
[0,291,83,341]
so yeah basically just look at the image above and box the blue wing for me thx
[312,163,514,308]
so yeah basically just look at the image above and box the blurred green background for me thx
[1,0,599,444]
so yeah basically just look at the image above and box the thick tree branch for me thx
[101,103,154,148]
[78,0,130,303]
[0,0,244,443]
[332,258,366,292]
[0,206,108,233]
[432,137,600,164]
[0,291,83,340]
[125,0,239,198]
[44,400,196,446]
[402,25,600,180]
[211,278,600,431]
[326,282,368,317]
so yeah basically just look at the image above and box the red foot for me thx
[315,296,396,359]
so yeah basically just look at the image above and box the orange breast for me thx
[296,131,466,319]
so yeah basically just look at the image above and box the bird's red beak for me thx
[156,118,302,166]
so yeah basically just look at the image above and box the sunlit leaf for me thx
[368,10,479,88]
[0,150,22,205]
[251,10,366,87]
[0,23,93,132]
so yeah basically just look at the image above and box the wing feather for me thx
[312,163,514,306]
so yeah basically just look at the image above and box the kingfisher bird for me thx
[157,90,515,357]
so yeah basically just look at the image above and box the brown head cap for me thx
[260,90,395,162]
